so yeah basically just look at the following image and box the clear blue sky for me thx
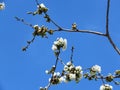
[0,0,120,90]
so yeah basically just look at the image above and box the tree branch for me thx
[105,0,120,55]
[44,13,63,30]
[106,0,110,35]
[54,28,106,36]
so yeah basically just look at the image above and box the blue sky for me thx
[0,0,120,90]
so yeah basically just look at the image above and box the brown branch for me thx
[107,35,120,55]
[49,0,120,55]
[44,13,63,30]
[105,0,120,55]
[15,0,120,55]
[106,0,110,35]
[54,28,106,36]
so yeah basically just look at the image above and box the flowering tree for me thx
[15,0,120,90]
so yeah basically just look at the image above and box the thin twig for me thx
[50,19,62,30]
[58,57,66,66]
[70,46,74,63]
[35,0,39,5]
[15,17,33,28]
[22,36,36,51]
[114,75,120,78]
[44,13,63,30]
[98,73,105,84]
[46,50,61,89]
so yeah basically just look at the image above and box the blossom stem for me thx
[46,50,61,89]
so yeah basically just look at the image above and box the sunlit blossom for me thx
[0,2,5,10]
[91,65,101,73]
[52,37,67,51]
[100,84,113,90]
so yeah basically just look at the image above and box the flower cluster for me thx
[40,37,118,90]
[45,61,83,86]
[63,61,83,83]
[37,3,48,13]
[45,66,64,85]
[31,3,48,15]
[100,84,113,90]
[90,65,101,75]
[49,72,63,85]
[83,65,101,80]
[33,25,48,37]
[0,2,5,10]
[16,1,120,90]
[52,37,67,51]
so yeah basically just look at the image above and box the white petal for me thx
[59,37,64,42]
[59,77,65,83]
[92,65,101,73]
[62,39,67,51]
[56,72,60,76]
[40,3,46,8]
[52,45,58,51]
[67,61,72,66]
[76,66,82,71]
[69,74,76,80]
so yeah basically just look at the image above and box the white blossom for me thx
[75,66,82,71]
[66,61,72,66]
[40,3,46,8]
[45,70,49,74]
[49,78,51,82]
[62,39,67,50]
[52,45,58,51]
[91,65,101,73]
[0,2,5,10]
[100,84,113,90]
[33,24,40,30]
[69,74,76,80]
[54,40,59,45]
[64,78,69,83]
[69,65,74,70]
[58,37,64,43]
[37,3,48,13]
[52,37,67,51]
[59,77,65,83]
[64,65,69,72]
[64,61,74,72]
[54,72,60,76]
[56,37,67,51]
